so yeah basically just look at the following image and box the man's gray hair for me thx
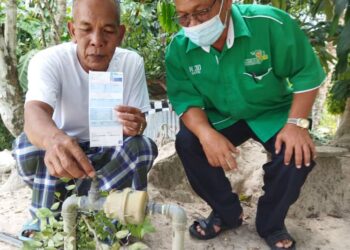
[72,0,121,25]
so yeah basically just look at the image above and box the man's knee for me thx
[175,125,201,153]
[12,132,44,181]
[123,136,158,161]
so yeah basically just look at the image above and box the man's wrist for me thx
[42,130,66,149]
[286,118,311,129]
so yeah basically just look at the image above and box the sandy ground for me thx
[0,183,349,250]
[1,142,350,250]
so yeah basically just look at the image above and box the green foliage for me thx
[311,110,338,145]
[157,1,179,33]
[0,118,14,151]
[22,209,65,250]
[76,211,154,249]
[13,0,70,61]
[335,19,350,73]
[17,49,38,93]
[22,185,154,250]
[126,217,155,240]
[327,90,348,114]
[121,0,174,82]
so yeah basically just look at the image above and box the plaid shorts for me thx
[13,133,158,217]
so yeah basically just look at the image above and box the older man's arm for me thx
[115,105,147,136]
[24,101,95,179]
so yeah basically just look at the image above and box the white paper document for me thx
[89,71,123,147]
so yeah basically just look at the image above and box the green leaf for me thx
[36,207,53,219]
[128,242,150,250]
[336,20,350,74]
[17,49,38,93]
[50,202,60,211]
[54,192,61,199]
[48,215,58,226]
[53,232,64,245]
[60,177,71,183]
[41,228,53,238]
[28,239,43,248]
[65,184,76,191]
[115,229,130,239]
[140,218,155,239]
[157,1,179,33]
[110,242,121,250]
[239,194,252,202]
[47,239,55,247]
[330,79,350,100]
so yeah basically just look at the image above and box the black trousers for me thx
[175,120,314,238]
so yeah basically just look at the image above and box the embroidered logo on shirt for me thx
[244,50,269,66]
[189,64,202,75]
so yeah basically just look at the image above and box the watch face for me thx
[298,119,310,128]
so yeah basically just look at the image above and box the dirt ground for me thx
[1,181,350,250]
[1,142,350,250]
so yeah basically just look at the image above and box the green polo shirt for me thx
[165,4,326,142]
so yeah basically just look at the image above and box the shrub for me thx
[0,117,15,151]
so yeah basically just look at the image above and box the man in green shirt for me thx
[166,0,326,249]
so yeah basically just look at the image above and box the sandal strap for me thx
[196,219,216,235]
[189,210,242,240]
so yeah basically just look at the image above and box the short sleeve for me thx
[125,56,150,113]
[165,40,204,116]
[270,10,326,92]
[26,51,60,109]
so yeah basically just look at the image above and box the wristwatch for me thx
[287,118,310,129]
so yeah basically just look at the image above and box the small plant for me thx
[22,208,65,250]
[22,180,155,250]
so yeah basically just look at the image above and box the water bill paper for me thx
[89,71,123,147]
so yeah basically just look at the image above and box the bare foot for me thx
[275,239,293,248]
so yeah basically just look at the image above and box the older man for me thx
[166,0,325,249]
[13,0,157,239]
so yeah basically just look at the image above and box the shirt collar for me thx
[185,4,251,53]
[201,15,234,53]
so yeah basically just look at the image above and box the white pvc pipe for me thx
[147,202,187,250]
[61,195,79,250]
[62,187,187,250]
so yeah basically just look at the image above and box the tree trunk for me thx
[55,0,67,40]
[335,98,350,148]
[42,0,67,45]
[0,0,24,137]
[0,0,25,191]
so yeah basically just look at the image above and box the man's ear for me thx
[116,25,126,46]
[68,22,77,43]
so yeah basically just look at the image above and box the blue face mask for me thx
[183,0,228,47]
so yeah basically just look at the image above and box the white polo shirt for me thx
[26,42,150,141]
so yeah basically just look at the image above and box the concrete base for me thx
[289,146,349,218]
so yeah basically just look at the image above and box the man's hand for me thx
[115,105,146,136]
[199,128,239,171]
[275,124,315,168]
[44,132,95,179]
